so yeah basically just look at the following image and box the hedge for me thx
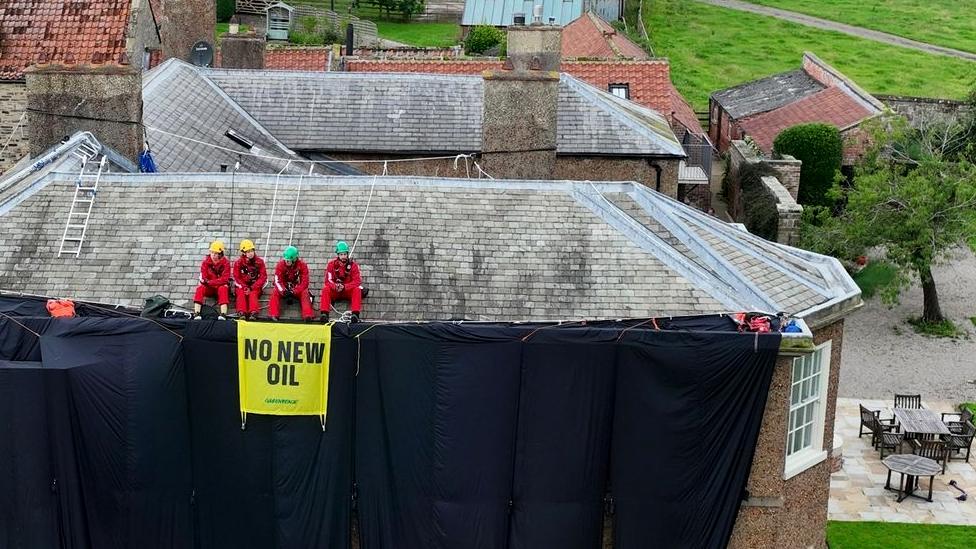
[773,123,843,206]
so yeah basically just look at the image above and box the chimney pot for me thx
[532,5,543,25]
[513,13,525,25]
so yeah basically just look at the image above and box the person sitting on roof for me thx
[269,246,314,322]
[319,240,362,323]
[233,239,267,321]
[193,240,230,320]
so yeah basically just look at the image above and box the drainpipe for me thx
[648,160,663,192]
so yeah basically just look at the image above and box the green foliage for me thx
[971,316,976,327]
[963,402,976,416]
[464,25,505,55]
[288,30,325,45]
[852,261,897,299]
[217,0,235,23]
[773,124,843,206]
[800,114,976,320]
[736,162,780,241]
[826,521,976,549]
[908,317,962,338]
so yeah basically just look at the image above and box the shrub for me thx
[773,123,843,206]
[217,0,235,23]
[464,25,505,55]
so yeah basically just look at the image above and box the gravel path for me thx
[839,247,976,402]
[694,0,976,62]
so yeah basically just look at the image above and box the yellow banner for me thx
[237,321,332,425]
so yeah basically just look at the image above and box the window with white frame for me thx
[608,84,630,99]
[784,341,832,479]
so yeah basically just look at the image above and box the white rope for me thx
[288,165,313,245]
[146,126,477,166]
[474,161,494,180]
[350,172,378,256]
[265,160,291,254]
[0,111,26,159]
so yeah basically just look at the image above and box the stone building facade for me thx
[0,83,29,174]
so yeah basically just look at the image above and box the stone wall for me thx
[729,319,845,549]
[760,176,802,246]
[220,34,267,69]
[728,140,803,243]
[877,94,973,128]
[323,153,680,198]
[25,66,143,163]
[160,0,217,61]
[0,82,29,174]
[126,0,163,71]
[556,156,679,198]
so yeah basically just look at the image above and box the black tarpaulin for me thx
[0,304,781,549]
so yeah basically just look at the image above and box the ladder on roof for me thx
[58,153,106,257]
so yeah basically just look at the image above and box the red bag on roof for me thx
[46,299,76,318]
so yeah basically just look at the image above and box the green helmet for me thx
[335,241,349,254]
[282,246,299,261]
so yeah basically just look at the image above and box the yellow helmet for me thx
[209,240,225,254]
[239,239,255,253]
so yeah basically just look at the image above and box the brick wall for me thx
[0,82,29,174]
[729,319,845,549]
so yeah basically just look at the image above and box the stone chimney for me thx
[220,33,266,69]
[480,21,561,180]
[160,0,217,62]
[25,65,143,163]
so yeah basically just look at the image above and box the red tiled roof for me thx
[0,0,132,80]
[344,58,705,136]
[737,86,873,153]
[562,12,649,60]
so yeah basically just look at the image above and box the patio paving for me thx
[830,398,976,524]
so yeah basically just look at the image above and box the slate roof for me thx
[562,11,649,60]
[0,0,132,80]
[711,69,824,120]
[0,168,860,325]
[143,60,358,175]
[344,58,706,139]
[738,87,874,154]
[145,61,685,157]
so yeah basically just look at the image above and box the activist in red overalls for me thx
[319,240,362,323]
[193,240,231,320]
[233,239,267,320]
[269,245,314,321]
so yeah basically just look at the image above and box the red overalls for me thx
[270,259,314,319]
[233,255,267,316]
[193,255,230,306]
[320,258,362,314]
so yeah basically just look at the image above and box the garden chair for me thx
[941,408,973,426]
[912,439,949,474]
[894,394,923,409]
[944,421,975,463]
[878,430,906,459]
[859,404,898,447]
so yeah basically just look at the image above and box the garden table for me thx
[893,408,951,437]
[882,454,941,502]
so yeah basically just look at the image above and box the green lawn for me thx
[851,261,896,299]
[744,0,976,54]
[374,21,460,48]
[642,0,976,111]
[827,521,976,549]
[216,22,251,38]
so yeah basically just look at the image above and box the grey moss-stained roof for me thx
[143,60,358,176]
[0,170,859,324]
[711,69,824,120]
[143,61,684,158]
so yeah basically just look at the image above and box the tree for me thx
[773,123,844,206]
[801,115,976,323]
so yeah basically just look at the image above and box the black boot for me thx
[350,311,361,323]
[320,312,330,323]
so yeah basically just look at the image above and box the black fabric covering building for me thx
[0,306,781,549]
